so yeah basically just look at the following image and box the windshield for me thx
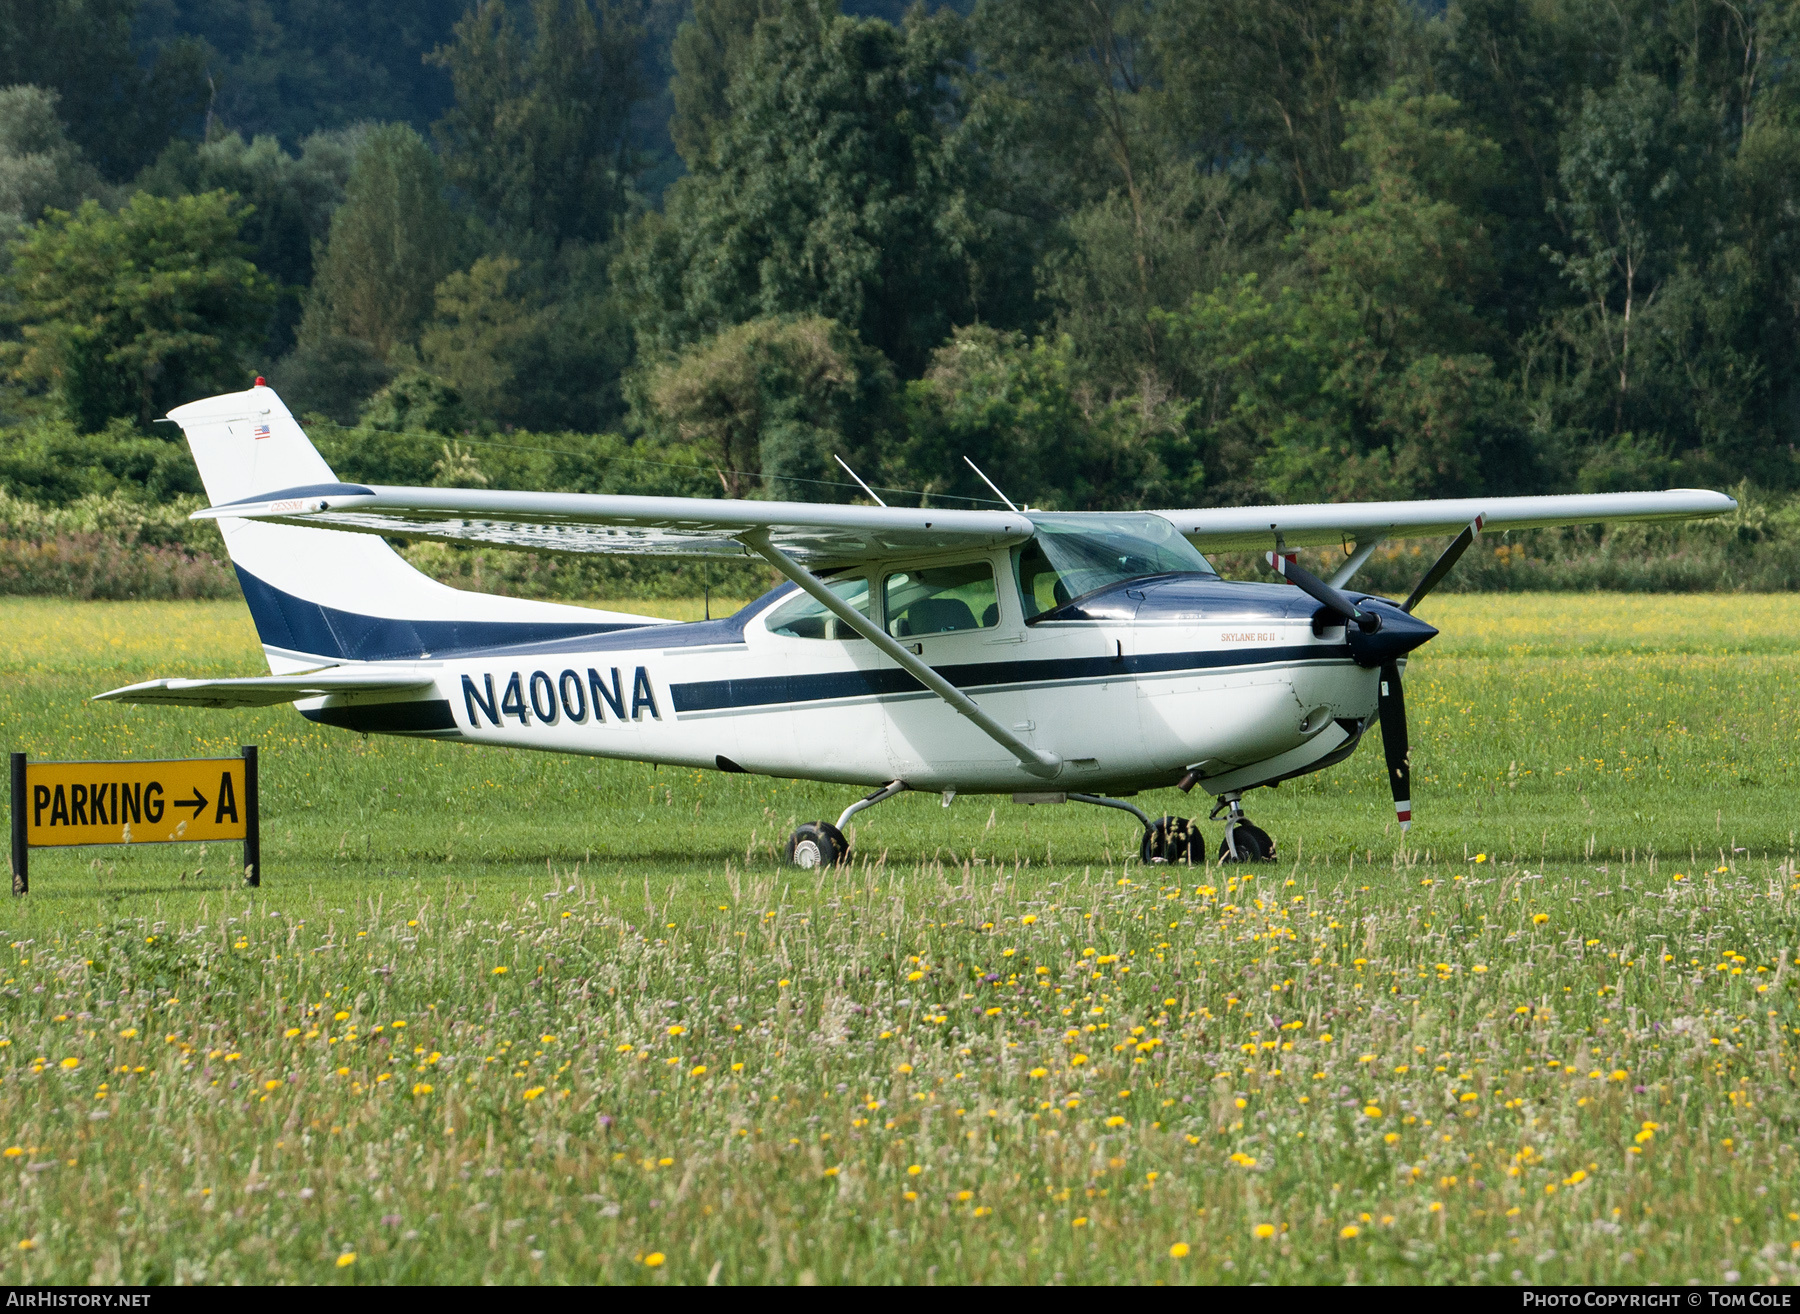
[1015,513,1218,619]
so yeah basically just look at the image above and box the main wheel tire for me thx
[1218,821,1276,863]
[787,821,850,869]
[1140,816,1204,865]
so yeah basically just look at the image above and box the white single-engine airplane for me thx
[97,384,1735,866]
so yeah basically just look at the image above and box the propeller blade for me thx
[1377,660,1411,831]
[1402,515,1484,614]
[1266,551,1380,633]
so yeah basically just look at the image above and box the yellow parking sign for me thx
[8,748,261,894]
[26,758,246,846]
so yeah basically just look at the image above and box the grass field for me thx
[0,592,1797,1284]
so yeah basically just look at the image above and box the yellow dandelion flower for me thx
[523,1086,546,1100]
[1253,1223,1276,1239]
[1072,1217,1088,1228]
[336,1252,356,1268]
[1532,913,1549,925]
[1340,1225,1360,1239]
[491,966,508,975]
[59,1057,78,1070]
[644,1252,665,1268]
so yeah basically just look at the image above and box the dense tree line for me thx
[3,0,1800,516]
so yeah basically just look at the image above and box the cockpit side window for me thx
[884,561,999,636]
[764,574,872,640]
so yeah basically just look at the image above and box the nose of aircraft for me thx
[1345,599,1438,668]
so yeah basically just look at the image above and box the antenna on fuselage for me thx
[962,456,1021,512]
[833,454,887,507]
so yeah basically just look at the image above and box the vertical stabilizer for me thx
[167,385,665,672]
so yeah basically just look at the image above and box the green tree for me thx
[0,0,208,178]
[1160,90,1519,503]
[417,255,549,424]
[412,247,631,433]
[3,190,276,430]
[640,314,893,500]
[300,123,465,359]
[360,370,471,435]
[668,0,781,167]
[137,126,362,354]
[0,86,104,230]
[617,0,988,378]
[902,324,1192,511]
[430,0,644,253]
[1547,72,1706,433]
[129,0,469,146]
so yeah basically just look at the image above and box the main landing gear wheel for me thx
[787,821,850,869]
[1140,816,1204,865]
[1218,821,1276,863]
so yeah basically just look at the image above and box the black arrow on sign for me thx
[174,786,208,817]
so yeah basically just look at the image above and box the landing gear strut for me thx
[785,780,906,869]
[1210,792,1276,863]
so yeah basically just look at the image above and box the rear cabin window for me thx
[884,562,999,637]
[764,575,872,640]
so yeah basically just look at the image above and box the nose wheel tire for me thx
[786,821,850,869]
[1140,816,1204,865]
[1219,821,1276,863]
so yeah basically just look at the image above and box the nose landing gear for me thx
[1211,793,1276,863]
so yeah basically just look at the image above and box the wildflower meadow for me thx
[0,594,1796,1284]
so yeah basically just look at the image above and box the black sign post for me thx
[10,752,24,896]
[243,744,259,888]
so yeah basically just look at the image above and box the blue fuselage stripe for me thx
[667,645,1351,714]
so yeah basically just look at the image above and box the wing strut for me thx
[742,531,1062,780]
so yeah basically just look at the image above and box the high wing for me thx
[193,483,1035,568]
[1152,489,1736,550]
[94,668,435,709]
[194,483,1736,565]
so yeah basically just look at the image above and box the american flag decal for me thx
[253,424,270,439]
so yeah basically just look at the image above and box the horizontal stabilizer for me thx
[94,668,436,710]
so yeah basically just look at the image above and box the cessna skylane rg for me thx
[96,384,1736,866]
